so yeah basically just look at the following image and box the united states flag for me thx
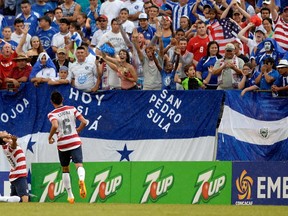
[208,18,241,55]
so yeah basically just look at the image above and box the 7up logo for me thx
[192,166,226,204]
[140,167,174,203]
[90,167,122,203]
[40,169,65,202]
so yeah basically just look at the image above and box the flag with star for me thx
[208,18,241,55]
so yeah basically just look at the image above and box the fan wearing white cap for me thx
[271,59,288,96]
[255,0,281,14]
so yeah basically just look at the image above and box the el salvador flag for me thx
[217,91,288,161]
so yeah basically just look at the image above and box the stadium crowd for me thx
[0,0,287,95]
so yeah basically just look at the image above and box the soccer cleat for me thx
[79,180,87,199]
[67,197,75,204]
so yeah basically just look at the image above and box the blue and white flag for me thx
[0,83,223,174]
[217,91,288,161]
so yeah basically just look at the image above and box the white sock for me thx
[0,195,20,202]
[77,167,85,181]
[62,173,74,198]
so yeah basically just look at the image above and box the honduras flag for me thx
[0,83,223,174]
[217,91,288,161]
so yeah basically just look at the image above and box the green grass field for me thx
[0,203,287,216]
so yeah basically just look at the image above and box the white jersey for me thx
[91,28,111,47]
[69,59,98,92]
[97,31,128,54]
[121,0,144,27]
[99,0,122,26]
[48,105,83,152]
[51,31,71,49]
[11,32,32,53]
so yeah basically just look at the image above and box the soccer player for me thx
[0,131,29,202]
[48,91,88,204]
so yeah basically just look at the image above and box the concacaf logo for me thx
[236,170,253,200]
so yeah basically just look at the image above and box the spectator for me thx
[59,0,82,22]
[186,20,210,66]
[238,23,266,56]
[36,15,58,60]
[256,0,280,14]
[132,31,162,90]
[5,53,32,91]
[119,8,135,36]
[30,52,57,87]
[53,48,70,73]
[99,0,122,27]
[148,5,160,29]
[90,15,110,48]
[161,16,174,48]
[26,36,45,66]
[0,14,8,38]
[77,13,91,40]
[233,40,250,63]
[272,59,288,96]
[165,0,196,31]
[196,41,223,89]
[52,7,65,31]
[16,0,39,36]
[101,49,138,90]
[31,0,53,16]
[238,62,257,91]
[44,10,58,31]
[85,0,101,38]
[48,65,70,86]
[121,0,144,27]
[262,17,274,38]
[241,57,280,95]
[212,43,244,90]
[11,18,32,53]
[137,13,156,41]
[175,63,205,90]
[51,18,71,53]
[0,37,25,89]
[0,27,18,51]
[97,18,128,54]
[69,46,102,92]
[269,1,288,51]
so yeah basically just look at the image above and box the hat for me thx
[96,15,108,21]
[44,10,54,16]
[276,59,288,68]
[162,16,172,23]
[57,48,67,54]
[59,18,70,25]
[225,43,235,51]
[233,9,241,15]
[59,66,68,72]
[13,53,29,61]
[262,0,271,4]
[203,4,212,10]
[38,15,51,25]
[138,13,148,20]
[255,26,267,34]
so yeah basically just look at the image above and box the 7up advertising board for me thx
[131,162,231,204]
[31,162,130,203]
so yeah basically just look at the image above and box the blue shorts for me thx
[10,177,29,198]
[58,146,83,167]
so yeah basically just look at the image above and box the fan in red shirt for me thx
[4,54,32,91]
[186,21,210,66]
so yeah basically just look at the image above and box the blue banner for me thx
[217,91,288,161]
[232,161,288,205]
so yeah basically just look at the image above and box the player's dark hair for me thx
[14,18,24,25]
[51,91,63,105]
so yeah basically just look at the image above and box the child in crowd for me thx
[48,66,70,85]
[175,64,205,90]
[238,63,256,91]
